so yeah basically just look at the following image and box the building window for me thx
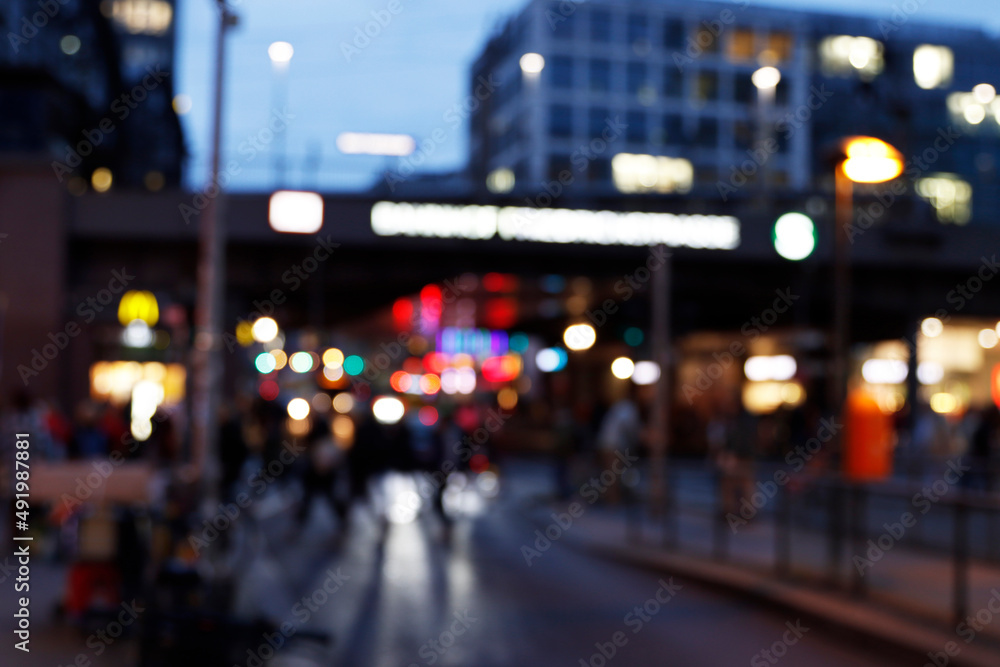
[627,62,648,95]
[692,25,721,54]
[550,104,573,138]
[696,118,718,147]
[734,120,754,150]
[612,153,694,193]
[589,107,610,139]
[693,71,719,104]
[663,18,685,50]
[548,155,573,183]
[728,28,755,62]
[551,3,575,40]
[588,158,611,182]
[663,67,683,97]
[819,35,884,79]
[590,9,611,42]
[590,59,611,93]
[661,115,683,145]
[913,45,953,90]
[627,13,648,44]
[626,110,647,143]
[916,173,972,224]
[767,32,794,62]
[551,56,573,89]
[734,73,755,105]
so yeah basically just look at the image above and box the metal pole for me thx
[650,245,671,515]
[953,501,969,626]
[191,0,233,499]
[832,167,853,463]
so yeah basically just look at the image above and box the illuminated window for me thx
[947,90,1000,127]
[111,0,173,36]
[819,35,883,79]
[611,153,693,194]
[766,32,793,62]
[728,29,755,62]
[916,174,972,224]
[913,45,953,90]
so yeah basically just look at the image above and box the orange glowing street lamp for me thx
[830,136,903,438]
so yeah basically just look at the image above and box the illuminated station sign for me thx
[371,201,741,250]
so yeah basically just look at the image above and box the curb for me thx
[521,506,999,667]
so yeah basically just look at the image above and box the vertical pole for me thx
[191,1,231,501]
[832,167,853,449]
[953,501,969,627]
[650,245,671,516]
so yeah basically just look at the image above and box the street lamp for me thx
[831,136,903,425]
[268,41,293,185]
[752,66,781,197]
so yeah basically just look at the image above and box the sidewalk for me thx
[511,457,1000,667]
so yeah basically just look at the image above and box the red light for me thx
[483,272,517,292]
[483,298,518,329]
[423,352,449,374]
[481,355,519,383]
[418,406,439,426]
[390,371,412,392]
[393,298,414,331]
[470,454,489,473]
[259,380,279,401]
[420,284,442,303]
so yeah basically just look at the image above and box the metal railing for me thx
[626,457,1000,631]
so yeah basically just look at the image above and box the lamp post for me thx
[752,65,781,198]
[268,41,294,186]
[830,137,903,436]
[191,0,238,499]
